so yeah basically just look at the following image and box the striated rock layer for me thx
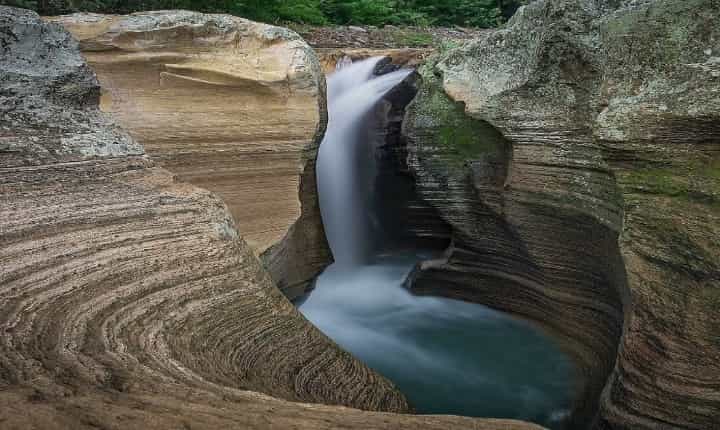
[49,11,331,297]
[0,6,548,430]
[0,3,406,414]
[403,0,719,429]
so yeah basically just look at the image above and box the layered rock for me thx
[403,0,719,429]
[0,3,406,414]
[595,2,720,428]
[49,11,331,296]
[0,7,550,430]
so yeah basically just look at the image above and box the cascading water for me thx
[298,58,579,429]
[317,57,412,266]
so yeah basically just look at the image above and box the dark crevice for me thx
[369,71,453,253]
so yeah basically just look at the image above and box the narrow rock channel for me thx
[296,57,582,430]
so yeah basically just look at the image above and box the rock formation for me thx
[403,0,719,429]
[1,6,550,430]
[5,0,717,427]
[49,11,331,297]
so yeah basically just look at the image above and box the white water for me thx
[317,57,412,266]
[300,57,577,429]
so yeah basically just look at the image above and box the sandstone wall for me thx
[0,4,406,414]
[403,0,719,429]
[596,2,720,428]
[50,11,331,296]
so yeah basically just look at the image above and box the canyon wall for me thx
[403,0,719,428]
[50,11,331,297]
[0,7,550,430]
[0,3,406,415]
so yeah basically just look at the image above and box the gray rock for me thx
[403,0,720,428]
[0,6,142,168]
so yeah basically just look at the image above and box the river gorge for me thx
[1,1,718,430]
[299,57,579,429]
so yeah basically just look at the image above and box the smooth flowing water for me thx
[298,58,578,429]
[316,58,413,266]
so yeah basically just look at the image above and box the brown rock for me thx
[49,11,331,296]
[1,4,406,414]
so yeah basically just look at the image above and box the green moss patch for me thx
[409,66,508,168]
[619,159,720,207]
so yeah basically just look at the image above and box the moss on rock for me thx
[407,59,508,170]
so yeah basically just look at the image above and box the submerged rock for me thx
[403,0,719,428]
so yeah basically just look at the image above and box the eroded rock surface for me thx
[0,7,551,430]
[49,11,331,296]
[404,0,719,429]
[0,3,408,414]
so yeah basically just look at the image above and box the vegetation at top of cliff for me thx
[7,0,528,28]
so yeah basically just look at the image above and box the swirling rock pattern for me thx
[0,3,406,413]
[0,7,550,430]
[403,0,719,429]
[49,11,331,297]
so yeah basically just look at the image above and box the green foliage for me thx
[322,0,398,26]
[5,0,36,8]
[5,0,528,28]
[404,0,502,27]
[276,0,328,24]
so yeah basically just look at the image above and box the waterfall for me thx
[316,57,412,267]
[300,56,578,430]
